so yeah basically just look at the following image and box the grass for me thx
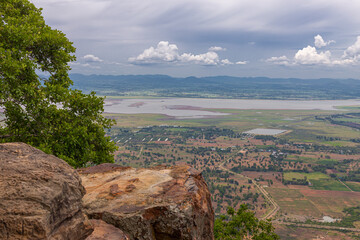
[283,172,307,181]
[269,186,360,218]
[310,179,350,191]
[346,182,360,192]
[322,141,350,147]
[283,172,330,181]
[335,105,360,110]
[283,172,349,191]
[285,155,318,163]
[316,159,338,164]
[267,188,322,217]
[335,117,360,123]
[104,107,360,145]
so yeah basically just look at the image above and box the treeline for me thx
[282,177,309,186]
[316,114,360,130]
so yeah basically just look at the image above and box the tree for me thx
[0,0,117,168]
[214,205,279,240]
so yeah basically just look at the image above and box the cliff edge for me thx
[0,142,92,240]
[79,163,214,240]
[0,143,214,240]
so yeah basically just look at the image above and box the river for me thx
[104,98,360,119]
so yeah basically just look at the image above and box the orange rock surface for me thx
[79,163,214,240]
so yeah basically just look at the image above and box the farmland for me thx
[105,100,360,239]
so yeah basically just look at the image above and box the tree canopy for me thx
[214,205,280,240]
[0,0,116,168]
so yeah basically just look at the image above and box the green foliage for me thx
[0,0,116,168]
[341,206,360,228]
[214,205,279,240]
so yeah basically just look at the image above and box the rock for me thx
[0,142,93,240]
[79,163,214,240]
[86,219,130,240]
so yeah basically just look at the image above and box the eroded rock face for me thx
[86,219,130,240]
[79,163,214,240]
[0,142,92,240]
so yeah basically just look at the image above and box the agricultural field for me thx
[106,102,360,239]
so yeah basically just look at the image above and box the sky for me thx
[31,0,360,78]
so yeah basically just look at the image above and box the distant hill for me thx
[70,74,360,100]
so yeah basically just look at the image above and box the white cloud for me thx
[129,41,235,66]
[83,54,103,62]
[265,56,291,65]
[208,46,226,51]
[69,62,101,69]
[128,41,179,64]
[314,35,335,48]
[294,46,331,65]
[235,61,248,65]
[32,0,360,40]
[221,59,233,65]
[342,36,360,61]
[267,35,360,66]
[180,51,221,65]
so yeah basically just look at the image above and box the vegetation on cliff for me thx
[214,205,279,240]
[0,0,116,167]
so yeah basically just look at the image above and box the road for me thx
[338,178,353,192]
[216,153,360,233]
[217,155,280,220]
[137,146,144,158]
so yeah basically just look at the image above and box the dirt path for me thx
[216,150,360,233]
[217,155,280,220]
[338,179,353,192]
[137,146,143,158]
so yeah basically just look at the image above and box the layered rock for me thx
[79,163,214,240]
[0,142,92,240]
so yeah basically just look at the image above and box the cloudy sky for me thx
[31,0,360,78]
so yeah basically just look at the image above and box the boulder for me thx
[79,163,214,240]
[0,142,92,240]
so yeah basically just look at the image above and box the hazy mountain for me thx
[70,74,360,100]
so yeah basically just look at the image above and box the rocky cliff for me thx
[0,143,214,240]
[0,142,92,240]
[79,163,214,240]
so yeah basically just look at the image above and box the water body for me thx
[244,129,287,135]
[104,98,360,119]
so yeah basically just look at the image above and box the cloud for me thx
[31,0,360,78]
[129,41,234,66]
[342,36,360,61]
[235,61,248,65]
[128,41,179,64]
[208,46,226,51]
[32,0,360,41]
[221,59,233,65]
[180,51,226,65]
[265,56,290,65]
[267,35,360,66]
[314,35,335,48]
[83,54,103,62]
[69,62,100,69]
[294,46,331,65]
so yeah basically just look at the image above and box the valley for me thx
[105,99,360,239]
